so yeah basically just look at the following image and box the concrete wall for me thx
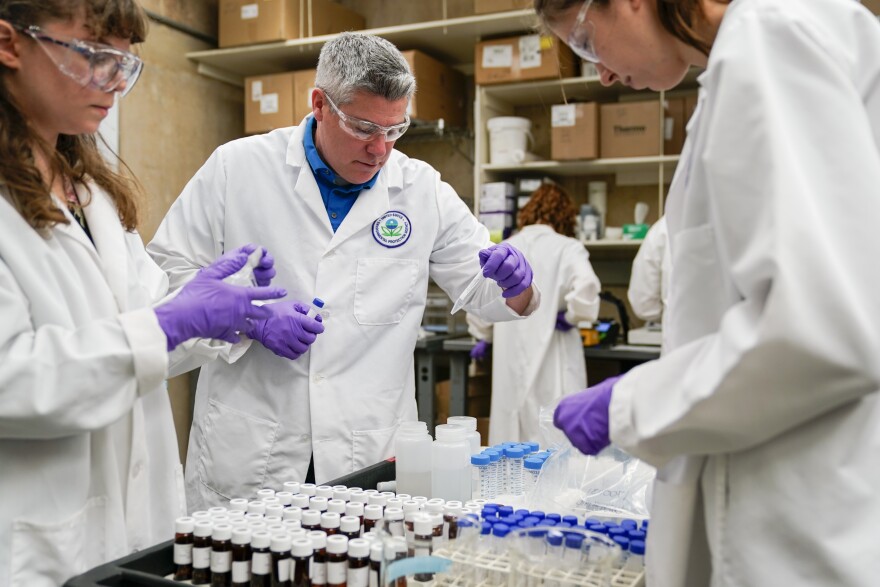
[121,0,242,464]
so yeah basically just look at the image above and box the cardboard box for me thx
[475,34,576,85]
[474,0,530,14]
[220,0,364,48]
[293,69,316,122]
[663,98,685,155]
[476,417,490,444]
[401,50,466,127]
[600,101,662,158]
[551,102,599,160]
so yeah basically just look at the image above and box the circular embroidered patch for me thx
[372,210,412,248]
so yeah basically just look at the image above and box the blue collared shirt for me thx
[303,116,380,232]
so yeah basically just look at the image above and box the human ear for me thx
[0,20,22,70]
[312,88,326,122]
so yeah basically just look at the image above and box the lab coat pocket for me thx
[351,421,399,472]
[354,258,418,325]
[11,496,107,587]
[196,399,279,501]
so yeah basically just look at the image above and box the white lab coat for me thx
[148,119,538,510]
[0,185,185,586]
[627,216,671,350]
[468,225,600,444]
[608,0,880,585]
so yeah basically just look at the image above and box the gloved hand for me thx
[553,375,623,455]
[154,244,287,351]
[253,249,276,287]
[478,243,533,299]
[555,310,574,332]
[470,339,491,361]
[246,301,325,360]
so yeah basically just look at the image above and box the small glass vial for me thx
[523,457,543,496]
[347,538,370,587]
[302,510,322,532]
[275,492,294,508]
[257,488,276,500]
[250,531,273,587]
[333,487,352,502]
[321,512,341,535]
[326,535,349,587]
[306,297,325,319]
[229,498,249,513]
[210,523,233,587]
[300,483,318,498]
[340,515,361,541]
[471,454,492,500]
[283,507,303,522]
[402,501,420,543]
[230,528,252,587]
[349,490,368,505]
[248,501,267,516]
[283,481,302,495]
[383,508,404,538]
[429,513,444,548]
[385,537,407,587]
[327,499,347,515]
[173,516,195,582]
[191,520,213,585]
[291,538,314,587]
[309,530,328,587]
[386,497,404,510]
[368,541,383,587]
[443,502,462,541]
[409,514,434,582]
[625,539,646,573]
[291,494,310,510]
[366,493,387,508]
[266,504,286,519]
[362,505,383,535]
[345,502,364,530]
[271,534,293,587]
[316,485,335,499]
[310,497,329,513]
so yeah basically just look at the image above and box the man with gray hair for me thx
[148,32,539,509]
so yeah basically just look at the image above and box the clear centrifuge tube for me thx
[307,297,325,319]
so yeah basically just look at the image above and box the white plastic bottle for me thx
[394,421,433,498]
[431,424,471,501]
[224,247,263,287]
[446,416,481,455]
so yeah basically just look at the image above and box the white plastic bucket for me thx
[487,116,533,165]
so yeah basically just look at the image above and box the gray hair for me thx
[315,32,416,105]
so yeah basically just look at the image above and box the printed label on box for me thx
[260,93,279,114]
[482,45,513,68]
[519,35,542,69]
[552,104,576,127]
[241,4,259,19]
[664,116,674,140]
[251,80,262,101]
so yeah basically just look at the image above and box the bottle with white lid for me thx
[247,501,266,516]
[271,534,293,587]
[326,535,349,587]
[173,516,195,582]
[283,506,303,522]
[368,541,383,587]
[291,494,310,510]
[250,530,272,587]
[328,499,347,515]
[291,538,313,587]
[275,491,294,507]
[321,512,342,535]
[230,527,252,587]
[431,425,471,501]
[348,538,370,587]
[333,487,352,502]
[310,496,329,513]
[394,421,432,498]
[316,485,334,499]
[228,498,249,512]
[210,524,233,586]
[340,515,361,540]
[447,416,481,455]
[300,483,318,497]
[362,504,383,535]
[310,530,328,587]
[283,481,302,495]
[302,510,322,531]
[383,507,404,537]
[192,520,213,585]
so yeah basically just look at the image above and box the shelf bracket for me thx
[195,63,244,88]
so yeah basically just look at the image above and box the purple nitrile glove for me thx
[470,339,491,361]
[556,310,574,332]
[154,244,287,351]
[553,375,623,455]
[246,301,325,360]
[478,242,533,299]
[252,249,276,287]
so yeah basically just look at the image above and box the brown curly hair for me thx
[0,0,147,233]
[517,183,578,237]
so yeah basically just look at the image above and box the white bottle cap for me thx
[289,528,307,541]
[384,507,404,522]
[340,515,361,533]
[232,528,252,545]
[348,538,370,559]
[447,416,477,431]
[425,499,445,514]
[266,504,285,518]
[208,506,228,516]
[262,497,280,506]
[349,490,368,505]
[435,424,466,442]
[310,496,329,512]
[271,534,292,553]
[321,512,341,529]
[192,510,211,520]
[265,516,283,524]
[300,483,317,497]
[247,521,267,531]
[395,494,411,501]
[414,514,433,537]
[257,488,276,499]
[327,534,349,554]
[386,498,404,509]
[194,520,214,537]
[291,538,314,558]
[402,500,421,514]
[444,503,463,516]
[176,517,195,534]
[284,519,302,530]
[283,507,303,522]
[370,541,384,562]
[247,501,266,515]
[327,499,347,514]
[212,524,232,541]
[345,502,364,517]
[228,498,249,512]
[309,530,327,549]
[245,513,264,521]
[316,485,334,499]
[364,505,383,520]
[266,524,287,535]
[367,494,387,507]
[251,530,271,549]
[333,488,352,502]
[283,481,302,495]
[302,510,322,527]
[291,494,310,509]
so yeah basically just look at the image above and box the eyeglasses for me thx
[14,25,143,97]
[321,90,410,142]
[568,0,599,63]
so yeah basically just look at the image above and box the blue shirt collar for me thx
[303,116,380,192]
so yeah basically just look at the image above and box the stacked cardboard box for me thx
[475,34,576,85]
[219,0,364,48]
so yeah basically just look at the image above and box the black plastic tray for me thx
[64,459,396,586]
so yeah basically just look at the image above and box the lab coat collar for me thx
[80,183,129,310]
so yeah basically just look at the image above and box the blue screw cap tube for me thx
[307,297,325,318]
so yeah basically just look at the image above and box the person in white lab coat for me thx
[538,0,880,585]
[627,215,670,349]
[0,2,288,585]
[148,32,539,510]
[468,184,601,444]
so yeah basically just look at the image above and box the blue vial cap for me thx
[492,524,511,538]
[586,517,604,526]
[312,297,325,308]
[620,519,638,530]
[562,515,579,526]
[500,516,518,526]
[587,523,607,534]
[458,519,473,528]
[471,454,490,466]
[502,442,519,448]
[555,522,572,529]
[540,520,556,527]
[481,506,498,518]
[641,520,650,530]
[523,516,541,526]
[630,540,646,555]
[504,447,525,459]
[481,522,492,535]
[628,530,646,541]
[546,513,561,523]
[482,450,501,462]
[604,521,620,531]
[519,520,537,528]
[546,532,564,547]
[530,511,546,520]
[613,536,630,551]
[607,527,627,537]
[498,506,514,516]
[523,457,543,471]
[528,528,547,538]
[564,534,585,549]
[486,503,502,509]
[515,509,530,517]
[526,441,540,452]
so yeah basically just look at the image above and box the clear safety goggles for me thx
[568,0,599,63]
[322,90,410,142]
[15,25,143,97]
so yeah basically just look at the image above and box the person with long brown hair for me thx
[468,183,600,444]
[0,2,287,584]
[538,0,880,585]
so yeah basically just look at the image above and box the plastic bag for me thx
[528,404,655,520]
